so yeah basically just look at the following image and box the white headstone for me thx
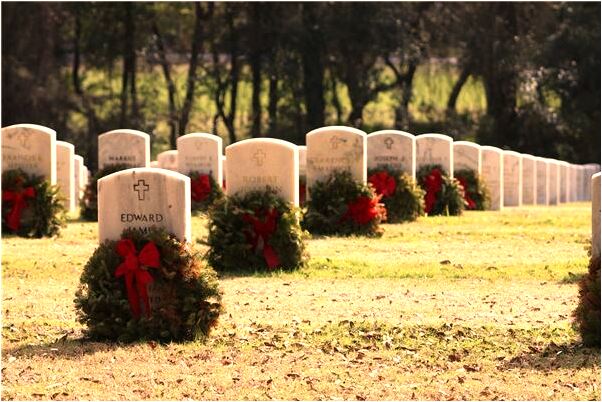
[569,164,578,202]
[74,154,85,208]
[453,141,481,175]
[576,165,586,201]
[1,124,57,184]
[176,133,222,186]
[521,154,537,205]
[157,150,178,171]
[56,141,75,212]
[559,161,569,203]
[536,157,549,205]
[503,151,522,207]
[225,138,299,206]
[367,130,416,179]
[150,160,159,168]
[592,173,601,259]
[546,159,560,205]
[306,126,367,192]
[298,145,307,178]
[481,146,504,210]
[415,134,453,176]
[98,129,150,170]
[98,168,191,243]
[583,164,602,201]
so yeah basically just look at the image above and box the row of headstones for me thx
[144,128,599,211]
[2,124,599,240]
[1,124,89,213]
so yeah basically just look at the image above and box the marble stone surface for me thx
[1,124,57,184]
[481,146,504,210]
[415,133,453,176]
[547,159,560,205]
[559,161,569,203]
[74,154,85,208]
[225,138,299,205]
[98,168,191,243]
[157,150,178,171]
[177,133,222,185]
[367,130,416,179]
[592,173,601,259]
[453,141,481,175]
[306,126,367,192]
[56,141,75,212]
[503,151,522,207]
[536,157,549,205]
[298,145,307,177]
[150,161,159,168]
[521,154,537,205]
[98,129,150,169]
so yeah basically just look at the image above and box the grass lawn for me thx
[2,203,599,400]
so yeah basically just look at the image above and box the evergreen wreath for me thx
[573,251,600,347]
[75,227,223,343]
[368,167,425,223]
[80,163,131,221]
[416,164,465,216]
[188,171,225,213]
[299,176,307,206]
[1,168,65,238]
[205,188,309,273]
[303,170,385,237]
[453,168,490,210]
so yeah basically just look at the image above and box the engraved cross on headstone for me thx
[330,135,345,150]
[133,179,150,201]
[253,149,266,167]
[384,137,394,150]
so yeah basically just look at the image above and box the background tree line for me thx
[2,2,600,170]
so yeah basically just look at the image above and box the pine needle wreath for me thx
[303,170,385,237]
[80,163,131,221]
[1,169,66,238]
[368,167,425,223]
[573,252,600,347]
[453,168,490,210]
[188,171,224,214]
[205,188,309,273]
[416,164,465,216]
[75,227,223,343]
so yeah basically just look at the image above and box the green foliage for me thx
[1,169,65,238]
[573,253,600,347]
[453,168,490,210]
[188,171,225,214]
[367,167,424,223]
[205,189,309,273]
[80,163,132,221]
[416,164,465,216]
[74,227,223,343]
[303,170,385,237]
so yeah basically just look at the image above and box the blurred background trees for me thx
[2,2,599,169]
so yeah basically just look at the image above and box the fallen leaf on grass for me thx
[463,364,481,372]
[440,260,451,265]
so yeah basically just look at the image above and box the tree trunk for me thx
[179,3,210,135]
[120,3,135,127]
[250,51,262,138]
[330,74,343,125]
[72,6,82,95]
[152,19,178,148]
[301,3,325,131]
[446,64,471,114]
[394,62,417,130]
[268,64,278,137]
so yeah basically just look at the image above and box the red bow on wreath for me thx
[343,195,382,225]
[424,168,443,214]
[114,239,160,318]
[191,174,211,202]
[368,171,396,197]
[2,186,36,231]
[242,208,280,269]
[456,176,476,210]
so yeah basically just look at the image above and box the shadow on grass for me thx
[5,337,124,360]
[500,341,600,371]
[559,272,586,284]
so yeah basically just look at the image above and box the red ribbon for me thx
[2,187,36,231]
[456,176,476,210]
[368,171,396,197]
[242,208,280,269]
[424,168,443,214]
[114,239,160,319]
[299,183,307,205]
[191,174,212,202]
[343,195,382,225]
